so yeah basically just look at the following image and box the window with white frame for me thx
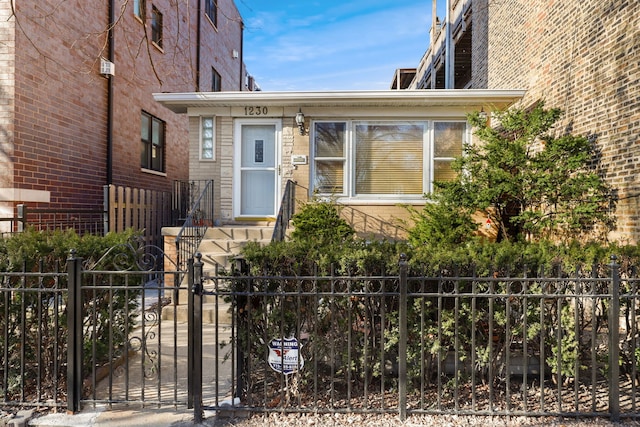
[313,122,347,194]
[433,121,465,181]
[311,120,466,199]
[200,117,215,160]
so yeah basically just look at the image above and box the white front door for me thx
[234,120,281,218]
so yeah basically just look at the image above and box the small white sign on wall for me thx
[291,155,308,165]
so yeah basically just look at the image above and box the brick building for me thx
[398,0,640,242]
[0,0,251,228]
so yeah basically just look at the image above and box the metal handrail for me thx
[175,180,214,272]
[271,179,296,242]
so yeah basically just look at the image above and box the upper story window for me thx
[151,6,163,48]
[205,0,217,27]
[311,120,467,200]
[212,68,222,92]
[133,0,146,20]
[141,112,165,172]
[200,117,215,160]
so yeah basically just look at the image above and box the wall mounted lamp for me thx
[295,109,306,135]
[478,107,488,121]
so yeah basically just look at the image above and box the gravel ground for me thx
[213,413,640,427]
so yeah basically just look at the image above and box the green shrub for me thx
[237,198,637,399]
[0,227,145,400]
[290,199,355,247]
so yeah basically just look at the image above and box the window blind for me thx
[355,124,424,195]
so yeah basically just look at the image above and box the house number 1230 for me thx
[244,106,268,116]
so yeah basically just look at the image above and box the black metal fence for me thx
[0,243,192,412]
[0,204,105,237]
[271,180,296,243]
[2,251,640,423]
[221,256,640,422]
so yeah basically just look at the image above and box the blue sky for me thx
[236,1,444,91]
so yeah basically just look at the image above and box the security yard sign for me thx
[267,337,304,374]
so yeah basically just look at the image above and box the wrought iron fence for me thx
[0,204,105,237]
[0,267,68,408]
[2,250,640,424]
[219,256,640,422]
[0,242,192,412]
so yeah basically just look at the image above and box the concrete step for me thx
[196,226,274,271]
[201,252,234,273]
[198,238,265,254]
[203,226,273,241]
[161,300,233,324]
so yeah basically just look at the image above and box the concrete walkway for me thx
[28,315,235,427]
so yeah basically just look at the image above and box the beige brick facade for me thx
[475,0,640,242]
[159,91,524,240]
[412,0,640,242]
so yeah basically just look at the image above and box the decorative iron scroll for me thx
[84,235,178,272]
[82,236,182,383]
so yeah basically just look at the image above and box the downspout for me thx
[196,0,201,90]
[431,0,437,89]
[445,0,453,89]
[106,0,115,184]
[239,22,244,91]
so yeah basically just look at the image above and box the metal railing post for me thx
[609,255,620,422]
[66,250,83,414]
[398,254,408,421]
[187,257,194,409]
[102,185,110,236]
[233,257,248,400]
[192,254,204,423]
[17,204,26,232]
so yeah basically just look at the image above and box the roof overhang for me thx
[154,89,526,114]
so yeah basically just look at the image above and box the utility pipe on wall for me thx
[431,0,437,89]
[445,0,453,89]
[106,0,115,184]
[196,0,201,90]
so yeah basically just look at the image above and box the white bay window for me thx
[312,120,467,200]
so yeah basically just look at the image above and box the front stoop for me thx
[160,299,233,325]
[162,226,273,324]
[198,225,273,273]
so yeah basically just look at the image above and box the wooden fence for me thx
[105,184,175,249]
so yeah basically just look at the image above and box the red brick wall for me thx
[0,1,15,190]
[7,0,244,210]
[14,1,108,207]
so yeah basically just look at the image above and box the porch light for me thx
[295,109,306,135]
[478,107,488,121]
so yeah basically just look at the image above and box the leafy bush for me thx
[290,198,355,246]
[413,103,615,244]
[236,198,635,403]
[0,227,145,401]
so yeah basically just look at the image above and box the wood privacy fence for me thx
[2,184,177,262]
[105,185,175,249]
